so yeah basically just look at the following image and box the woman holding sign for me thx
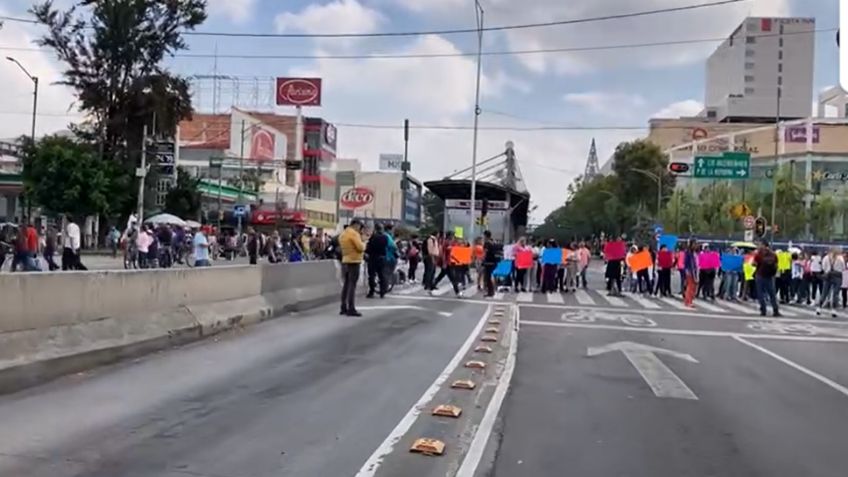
[513,237,532,293]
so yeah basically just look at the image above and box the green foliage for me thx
[227,169,265,193]
[420,190,444,236]
[696,182,737,237]
[23,135,130,218]
[165,167,202,219]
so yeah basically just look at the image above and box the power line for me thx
[0,27,831,61]
[2,0,745,39]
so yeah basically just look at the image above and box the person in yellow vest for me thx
[339,220,366,317]
[742,253,757,301]
[776,249,793,304]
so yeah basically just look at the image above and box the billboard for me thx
[785,125,821,143]
[339,187,375,209]
[229,115,287,163]
[276,77,322,106]
[379,153,404,171]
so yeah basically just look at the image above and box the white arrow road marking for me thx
[587,341,699,400]
[356,305,453,317]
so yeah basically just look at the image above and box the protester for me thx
[63,217,86,270]
[432,231,455,292]
[699,245,717,301]
[809,251,823,302]
[816,247,844,318]
[407,235,420,283]
[423,231,440,291]
[384,224,399,289]
[14,219,39,272]
[366,223,389,298]
[656,244,674,297]
[512,237,530,293]
[135,225,152,269]
[776,248,793,304]
[108,226,121,258]
[841,253,848,308]
[246,227,260,265]
[339,220,365,317]
[481,230,499,298]
[193,227,211,267]
[721,247,741,302]
[683,240,699,308]
[790,253,804,304]
[605,239,624,297]
[577,241,591,289]
[541,239,559,294]
[754,240,780,317]
[676,245,687,296]
[564,242,579,292]
[44,225,59,271]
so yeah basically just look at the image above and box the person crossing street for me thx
[339,220,365,317]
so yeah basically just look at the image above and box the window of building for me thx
[746,36,756,44]
[305,131,321,150]
[744,75,755,83]
[744,87,755,95]
[745,62,755,70]
[745,49,755,57]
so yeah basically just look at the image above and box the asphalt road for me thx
[0,299,497,477]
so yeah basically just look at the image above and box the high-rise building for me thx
[705,17,815,122]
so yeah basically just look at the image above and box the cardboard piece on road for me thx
[659,234,678,250]
[475,345,493,353]
[699,251,720,270]
[432,404,462,418]
[481,335,498,343]
[485,327,499,334]
[450,246,473,265]
[488,319,501,325]
[515,250,533,270]
[629,250,653,272]
[410,438,446,456]
[465,360,487,369]
[604,240,627,261]
[721,254,744,272]
[454,226,464,239]
[451,379,476,390]
[541,248,563,265]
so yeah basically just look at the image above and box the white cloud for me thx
[0,10,79,139]
[480,0,792,75]
[564,91,646,116]
[388,0,467,14]
[651,99,704,118]
[275,0,385,35]
[206,0,258,25]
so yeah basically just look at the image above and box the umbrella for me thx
[731,241,757,249]
[184,219,202,229]
[788,246,802,254]
[144,213,186,227]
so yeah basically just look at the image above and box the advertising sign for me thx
[250,128,275,161]
[339,187,375,209]
[784,125,820,143]
[379,153,404,171]
[276,77,322,106]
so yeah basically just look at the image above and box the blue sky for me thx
[0,0,841,219]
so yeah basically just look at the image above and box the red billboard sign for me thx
[276,77,322,106]
[250,128,275,161]
[340,187,375,209]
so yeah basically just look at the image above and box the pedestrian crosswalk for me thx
[393,284,848,319]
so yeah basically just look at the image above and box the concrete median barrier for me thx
[0,260,342,393]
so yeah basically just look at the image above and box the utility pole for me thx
[770,26,783,241]
[402,119,411,226]
[7,57,38,216]
[136,125,148,223]
[469,0,484,240]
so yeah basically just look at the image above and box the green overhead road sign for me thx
[694,152,751,179]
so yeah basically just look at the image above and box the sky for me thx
[0,0,841,222]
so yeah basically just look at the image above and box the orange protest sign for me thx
[629,250,653,272]
[450,246,473,265]
[561,249,570,264]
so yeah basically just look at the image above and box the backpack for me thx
[408,245,420,260]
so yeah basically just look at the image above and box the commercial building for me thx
[335,161,423,229]
[0,140,23,221]
[177,108,338,229]
[704,17,815,122]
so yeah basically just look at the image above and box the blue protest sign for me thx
[658,234,678,250]
[542,247,563,265]
[493,260,513,278]
[721,254,744,272]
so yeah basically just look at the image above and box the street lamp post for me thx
[468,0,484,241]
[629,167,663,220]
[7,57,39,217]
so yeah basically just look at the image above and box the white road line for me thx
[721,301,755,314]
[601,294,627,307]
[391,295,848,326]
[733,336,848,398]
[464,287,480,299]
[629,295,661,310]
[694,300,726,313]
[574,289,596,305]
[431,286,452,296]
[546,293,565,304]
[740,301,798,317]
[494,291,505,300]
[356,305,452,317]
[516,292,534,303]
[354,306,492,477]
[659,297,688,310]
[521,320,848,343]
[396,285,423,295]
[456,306,519,476]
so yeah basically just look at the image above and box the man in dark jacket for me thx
[366,223,389,298]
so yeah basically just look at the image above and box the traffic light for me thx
[755,217,767,237]
[481,198,489,217]
[668,162,690,174]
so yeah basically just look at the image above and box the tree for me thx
[227,169,265,193]
[421,191,444,235]
[611,140,675,216]
[755,167,807,239]
[660,188,703,235]
[696,182,737,237]
[22,135,129,218]
[31,0,206,216]
[164,167,202,219]
[535,175,623,241]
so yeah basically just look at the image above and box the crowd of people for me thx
[0,217,85,272]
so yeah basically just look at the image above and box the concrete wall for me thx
[0,261,342,393]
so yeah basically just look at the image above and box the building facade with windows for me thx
[705,17,815,122]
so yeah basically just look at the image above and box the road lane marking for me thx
[464,287,480,299]
[456,305,519,476]
[390,295,848,326]
[721,301,755,314]
[397,285,423,295]
[601,295,627,307]
[588,341,699,400]
[659,297,688,310]
[740,301,799,317]
[733,336,848,398]
[574,290,596,305]
[694,300,725,313]
[357,305,453,317]
[546,293,565,304]
[520,320,848,343]
[494,291,505,300]
[516,292,534,303]
[354,306,493,477]
[431,286,452,296]
[629,295,661,310]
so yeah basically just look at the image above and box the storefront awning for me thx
[198,180,258,203]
